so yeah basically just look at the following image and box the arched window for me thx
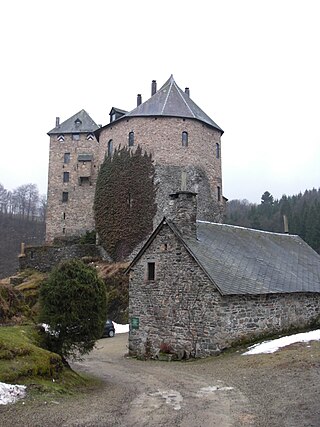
[128,131,134,147]
[108,139,113,157]
[217,186,221,202]
[182,131,188,147]
[216,143,220,159]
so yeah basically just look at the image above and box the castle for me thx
[46,75,225,247]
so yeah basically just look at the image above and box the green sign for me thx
[131,317,140,330]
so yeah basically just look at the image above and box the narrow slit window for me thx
[62,192,68,202]
[216,143,220,159]
[147,262,155,281]
[182,131,188,147]
[108,139,113,157]
[128,131,134,147]
[217,186,221,202]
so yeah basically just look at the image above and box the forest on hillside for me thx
[225,188,320,254]
[0,183,46,278]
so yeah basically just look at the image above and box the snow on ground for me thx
[114,323,129,334]
[0,382,26,405]
[243,329,320,355]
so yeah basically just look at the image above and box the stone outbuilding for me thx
[127,191,320,359]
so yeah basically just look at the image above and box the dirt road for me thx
[1,333,320,426]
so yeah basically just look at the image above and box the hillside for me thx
[0,214,45,279]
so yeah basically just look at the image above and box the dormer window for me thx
[75,118,82,127]
[182,131,188,147]
[86,133,94,141]
[128,131,134,147]
[57,134,65,142]
[111,113,116,122]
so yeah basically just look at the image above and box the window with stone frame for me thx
[63,172,69,183]
[128,131,134,147]
[72,133,80,141]
[62,191,68,202]
[64,152,70,164]
[182,131,188,147]
[216,143,220,159]
[147,262,155,281]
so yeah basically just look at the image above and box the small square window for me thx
[72,133,80,141]
[147,262,155,281]
[62,192,68,202]
[79,177,90,186]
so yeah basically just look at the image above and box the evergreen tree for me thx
[39,259,106,361]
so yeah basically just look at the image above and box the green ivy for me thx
[94,146,157,261]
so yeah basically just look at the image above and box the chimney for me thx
[151,80,157,96]
[56,117,60,127]
[283,215,289,234]
[185,87,190,97]
[167,191,197,238]
[137,94,142,106]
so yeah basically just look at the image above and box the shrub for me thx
[39,259,106,361]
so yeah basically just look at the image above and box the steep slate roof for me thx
[48,109,99,135]
[128,219,320,296]
[125,75,223,133]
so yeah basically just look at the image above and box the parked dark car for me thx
[102,319,115,338]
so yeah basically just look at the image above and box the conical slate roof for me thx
[125,75,223,133]
[48,109,99,135]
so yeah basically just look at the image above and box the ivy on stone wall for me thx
[94,146,157,261]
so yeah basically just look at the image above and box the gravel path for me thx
[1,333,319,426]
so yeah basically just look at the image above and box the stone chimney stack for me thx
[283,215,289,234]
[137,94,142,106]
[56,117,60,127]
[185,87,190,97]
[168,191,197,238]
[151,80,157,96]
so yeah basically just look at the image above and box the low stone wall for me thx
[19,244,104,272]
[128,224,320,358]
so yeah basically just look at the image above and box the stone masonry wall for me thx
[98,116,224,225]
[19,244,103,272]
[46,133,100,242]
[129,224,320,358]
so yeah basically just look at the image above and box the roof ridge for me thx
[161,77,174,114]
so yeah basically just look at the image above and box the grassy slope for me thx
[0,324,99,397]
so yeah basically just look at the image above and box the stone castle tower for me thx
[46,75,225,243]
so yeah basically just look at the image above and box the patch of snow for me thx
[0,382,26,405]
[132,390,183,411]
[243,329,320,355]
[149,390,183,410]
[114,322,129,334]
[197,385,234,396]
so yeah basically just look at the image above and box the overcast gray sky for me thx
[1,0,319,203]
